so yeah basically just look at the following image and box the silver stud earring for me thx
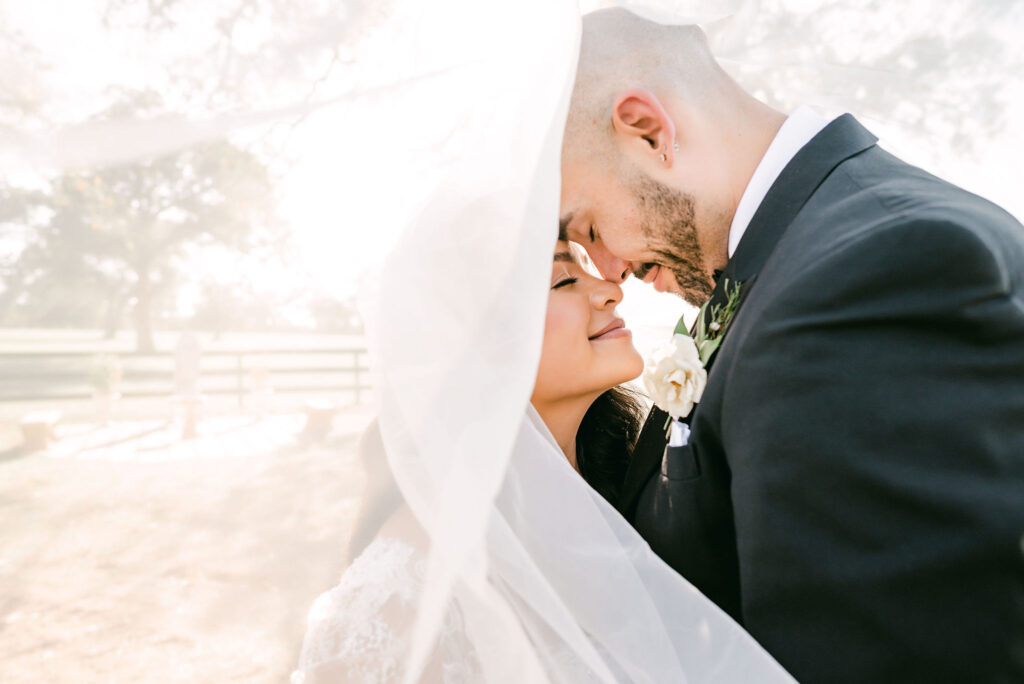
[659,153,667,162]
[673,141,680,152]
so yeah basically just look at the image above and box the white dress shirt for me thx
[727,106,831,258]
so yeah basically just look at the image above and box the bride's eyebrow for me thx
[553,251,574,263]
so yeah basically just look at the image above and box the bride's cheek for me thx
[540,300,582,381]
[539,309,564,366]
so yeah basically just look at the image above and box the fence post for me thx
[352,349,361,405]
[236,353,244,409]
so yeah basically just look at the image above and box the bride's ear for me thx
[611,90,678,167]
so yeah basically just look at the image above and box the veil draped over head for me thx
[4,0,1022,680]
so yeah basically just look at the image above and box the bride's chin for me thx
[625,361,644,383]
[607,351,645,386]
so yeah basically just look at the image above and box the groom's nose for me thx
[585,244,632,284]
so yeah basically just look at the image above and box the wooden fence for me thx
[0,348,370,407]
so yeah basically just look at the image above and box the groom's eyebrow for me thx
[554,250,574,263]
[558,213,572,241]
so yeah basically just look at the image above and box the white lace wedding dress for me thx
[291,530,484,683]
[291,511,606,683]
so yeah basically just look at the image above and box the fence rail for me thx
[0,348,370,406]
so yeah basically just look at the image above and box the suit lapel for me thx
[618,115,879,515]
[727,114,878,284]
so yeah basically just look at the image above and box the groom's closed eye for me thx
[633,263,656,279]
[558,214,572,241]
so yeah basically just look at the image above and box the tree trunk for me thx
[103,290,123,340]
[134,270,155,352]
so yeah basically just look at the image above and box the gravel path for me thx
[0,410,371,683]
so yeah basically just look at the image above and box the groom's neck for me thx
[716,96,787,256]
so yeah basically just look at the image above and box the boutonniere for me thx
[691,278,743,365]
[643,279,743,428]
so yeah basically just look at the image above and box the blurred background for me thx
[1,2,379,681]
[0,0,1021,681]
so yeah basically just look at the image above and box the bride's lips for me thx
[589,318,630,341]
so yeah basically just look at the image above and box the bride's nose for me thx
[590,278,623,310]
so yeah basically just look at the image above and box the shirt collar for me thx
[727,105,831,258]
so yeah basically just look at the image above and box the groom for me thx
[560,9,1024,683]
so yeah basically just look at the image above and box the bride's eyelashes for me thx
[552,276,578,290]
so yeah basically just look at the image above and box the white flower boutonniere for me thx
[643,333,707,420]
[643,279,743,422]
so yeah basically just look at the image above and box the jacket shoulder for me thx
[772,149,1024,304]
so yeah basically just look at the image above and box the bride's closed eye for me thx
[552,243,582,288]
[552,276,578,290]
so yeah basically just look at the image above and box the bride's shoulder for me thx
[324,505,429,602]
[332,535,426,603]
[323,506,428,603]
[291,509,436,683]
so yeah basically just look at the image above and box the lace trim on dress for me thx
[291,537,483,684]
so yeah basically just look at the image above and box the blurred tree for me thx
[100,0,354,115]
[1,93,284,351]
[0,9,50,140]
[710,0,1024,158]
[308,295,363,333]
[0,1,349,346]
[189,280,293,335]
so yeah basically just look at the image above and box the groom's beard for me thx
[630,174,715,307]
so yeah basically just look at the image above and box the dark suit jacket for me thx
[620,115,1024,683]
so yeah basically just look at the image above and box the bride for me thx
[292,237,648,682]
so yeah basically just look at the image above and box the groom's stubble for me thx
[628,172,715,307]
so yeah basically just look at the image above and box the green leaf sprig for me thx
[672,278,743,366]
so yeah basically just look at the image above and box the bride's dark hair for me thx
[575,385,644,505]
[347,386,644,561]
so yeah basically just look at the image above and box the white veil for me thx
[4,0,1021,681]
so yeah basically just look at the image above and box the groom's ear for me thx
[611,90,678,166]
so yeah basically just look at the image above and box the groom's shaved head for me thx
[564,9,725,163]
[562,10,786,303]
